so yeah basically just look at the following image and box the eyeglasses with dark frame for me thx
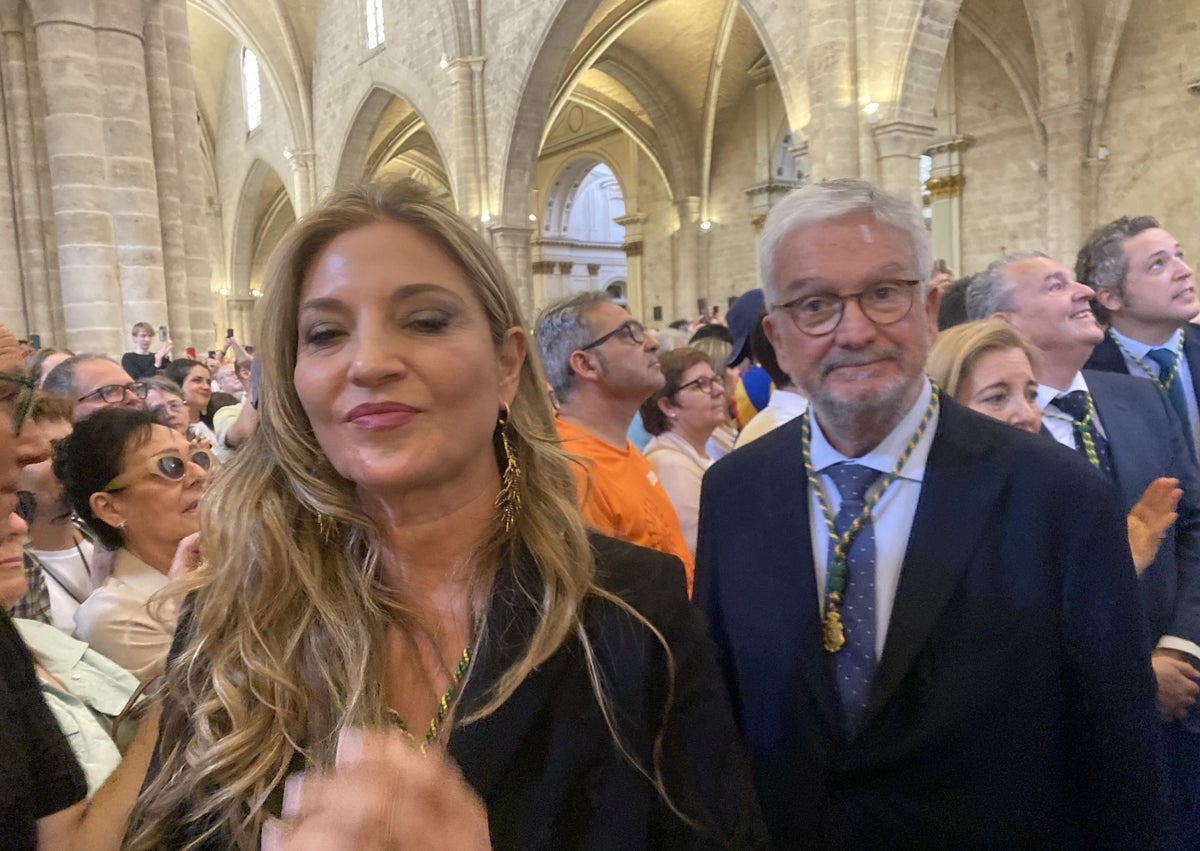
[103,450,213,493]
[579,320,646,351]
[0,373,35,436]
[78,381,149,405]
[674,374,723,397]
[770,279,921,337]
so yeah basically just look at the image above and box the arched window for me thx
[366,0,385,50]
[242,49,262,132]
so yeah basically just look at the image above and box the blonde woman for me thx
[929,319,1180,574]
[126,181,766,849]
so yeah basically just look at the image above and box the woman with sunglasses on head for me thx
[53,407,210,680]
[640,348,728,561]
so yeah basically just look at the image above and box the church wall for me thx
[1093,0,1200,251]
[952,25,1047,275]
[706,90,770,306]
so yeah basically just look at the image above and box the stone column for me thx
[27,0,124,354]
[673,196,702,322]
[587,263,600,292]
[616,212,647,321]
[925,135,974,274]
[287,148,317,216]
[162,0,212,347]
[0,1,53,340]
[807,0,858,180]
[24,17,65,341]
[225,296,255,345]
[488,224,534,320]
[871,120,936,210]
[557,262,574,294]
[447,59,482,219]
[143,1,192,343]
[96,0,171,336]
[1040,103,1088,264]
[531,259,555,310]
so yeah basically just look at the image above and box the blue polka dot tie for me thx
[825,462,882,736]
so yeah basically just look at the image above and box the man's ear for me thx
[1093,287,1124,313]
[567,349,602,383]
[89,491,124,530]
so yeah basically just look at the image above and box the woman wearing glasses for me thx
[640,348,728,561]
[53,407,210,680]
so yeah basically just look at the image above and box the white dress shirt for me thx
[1109,327,1200,454]
[32,539,97,634]
[735,388,809,449]
[808,379,939,659]
[1039,370,1200,661]
[73,548,179,681]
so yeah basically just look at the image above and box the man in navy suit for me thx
[694,179,1163,849]
[968,250,1200,847]
[1078,216,1200,460]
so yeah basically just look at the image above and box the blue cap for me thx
[725,289,766,367]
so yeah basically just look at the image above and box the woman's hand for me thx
[167,532,203,581]
[261,728,490,851]
[1127,477,1182,575]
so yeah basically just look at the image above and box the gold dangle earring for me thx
[495,403,521,531]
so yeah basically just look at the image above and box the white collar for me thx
[1037,371,1090,412]
[1109,325,1183,360]
[111,547,171,597]
[809,378,937,483]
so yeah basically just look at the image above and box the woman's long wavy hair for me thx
[125,180,681,849]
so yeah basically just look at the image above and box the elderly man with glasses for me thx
[41,354,146,423]
[535,292,695,589]
[693,179,1164,848]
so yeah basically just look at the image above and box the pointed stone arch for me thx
[229,158,296,298]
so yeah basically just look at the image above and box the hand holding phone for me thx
[159,325,168,342]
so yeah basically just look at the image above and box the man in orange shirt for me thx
[535,293,695,590]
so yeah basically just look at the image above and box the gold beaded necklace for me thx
[387,645,472,750]
[1041,392,1102,469]
[801,385,940,653]
[1108,328,1184,394]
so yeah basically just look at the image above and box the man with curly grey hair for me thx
[1080,216,1200,458]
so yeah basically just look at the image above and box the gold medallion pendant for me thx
[822,606,846,653]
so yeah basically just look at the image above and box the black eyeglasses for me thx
[771,280,920,337]
[580,320,646,351]
[78,382,149,404]
[103,450,212,492]
[675,374,723,396]
[0,373,35,436]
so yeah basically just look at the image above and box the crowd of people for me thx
[1,175,1198,849]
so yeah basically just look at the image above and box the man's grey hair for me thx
[965,250,1050,321]
[758,178,932,303]
[1075,215,1160,324]
[534,291,613,403]
[42,353,115,399]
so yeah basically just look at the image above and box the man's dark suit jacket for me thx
[156,536,769,850]
[1085,324,1200,426]
[694,397,1164,849]
[1085,368,1200,651]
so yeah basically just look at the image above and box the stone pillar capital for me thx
[587,263,600,276]
[674,196,701,222]
[557,261,573,275]
[532,260,556,275]
[870,120,936,159]
[487,224,534,245]
[623,241,644,258]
